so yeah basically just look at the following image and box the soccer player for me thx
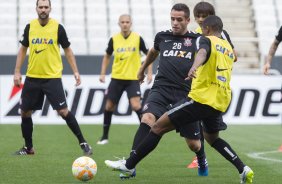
[105,15,254,184]
[263,26,282,101]
[263,26,282,75]
[193,1,237,61]
[187,1,238,168]
[108,3,208,178]
[97,14,151,145]
[13,0,92,155]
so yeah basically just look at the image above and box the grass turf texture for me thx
[0,124,281,184]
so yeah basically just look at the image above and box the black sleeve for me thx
[139,36,148,54]
[276,26,282,42]
[221,30,234,49]
[153,32,161,51]
[58,24,71,48]
[105,38,113,55]
[198,36,211,64]
[19,24,30,47]
[198,36,211,53]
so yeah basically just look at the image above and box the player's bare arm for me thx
[99,54,111,83]
[14,46,28,87]
[186,48,207,80]
[146,63,153,84]
[264,39,279,75]
[137,48,159,83]
[64,47,81,86]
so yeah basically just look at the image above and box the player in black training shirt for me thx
[106,4,208,179]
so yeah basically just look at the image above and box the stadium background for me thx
[0,0,281,124]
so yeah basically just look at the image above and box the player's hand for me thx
[99,75,105,83]
[263,63,271,75]
[14,72,22,87]
[74,72,81,86]
[185,67,197,80]
[137,70,145,84]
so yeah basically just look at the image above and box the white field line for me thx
[247,150,282,163]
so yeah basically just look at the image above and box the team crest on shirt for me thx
[183,38,192,47]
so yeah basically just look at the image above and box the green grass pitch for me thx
[0,124,281,184]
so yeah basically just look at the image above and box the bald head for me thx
[118,14,132,35]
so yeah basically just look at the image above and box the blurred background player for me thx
[187,1,238,168]
[97,14,151,145]
[263,25,282,101]
[263,25,282,75]
[107,3,208,178]
[105,15,254,184]
[13,0,92,155]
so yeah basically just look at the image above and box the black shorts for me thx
[142,86,187,119]
[142,86,201,139]
[168,98,227,138]
[20,77,67,111]
[105,78,141,104]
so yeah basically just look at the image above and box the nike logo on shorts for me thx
[59,101,66,106]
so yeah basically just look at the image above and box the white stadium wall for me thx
[0,75,281,124]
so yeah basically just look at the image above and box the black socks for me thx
[101,110,113,140]
[63,112,86,144]
[21,117,33,150]
[211,138,245,173]
[131,123,151,155]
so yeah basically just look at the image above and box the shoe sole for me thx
[105,161,136,179]
[245,171,254,184]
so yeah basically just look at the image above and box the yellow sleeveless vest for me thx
[188,36,235,112]
[111,32,141,80]
[27,18,62,78]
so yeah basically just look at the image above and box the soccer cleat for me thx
[119,170,136,179]
[14,146,35,155]
[97,139,109,145]
[105,158,136,179]
[198,158,208,176]
[80,142,93,156]
[187,156,198,168]
[198,165,208,176]
[240,166,254,184]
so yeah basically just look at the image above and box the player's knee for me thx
[21,110,32,118]
[105,100,116,111]
[141,113,156,127]
[57,108,69,118]
[186,139,201,152]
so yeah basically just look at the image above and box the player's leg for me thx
[127,80,142,121]
[202,116,254,183]
[15,77,43,155]
[44,78,92,155]
[184,122,208,176]
[98,79,123,144]
[130,112,155,156]
[105,112,174,172]
[187,124,205,169]
[130,88,169,155]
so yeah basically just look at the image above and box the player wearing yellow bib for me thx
[187,1,238,168]
[105,15,254,184]
[97,14,151,145]
[13,0,92,156]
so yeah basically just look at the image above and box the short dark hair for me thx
[171,3,190,18]
[202,15,223,33]
[36,0,51,7]
[193,1,215,17]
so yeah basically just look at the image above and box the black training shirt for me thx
[153,30,200,92]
